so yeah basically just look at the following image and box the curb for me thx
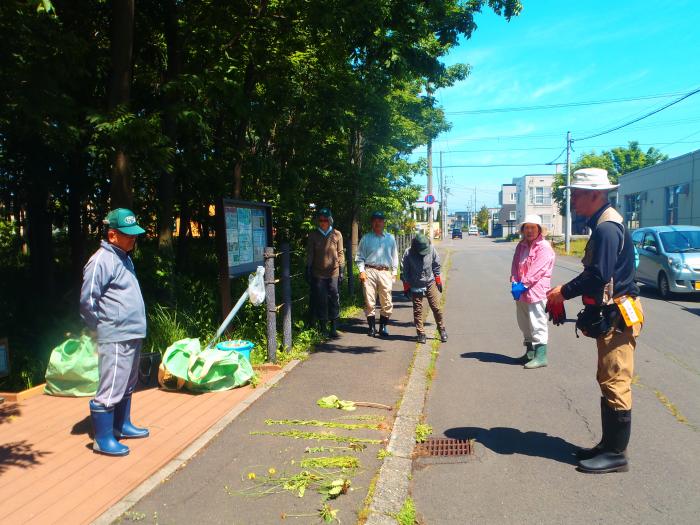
[366,340,432,524]
[92,359,301,525]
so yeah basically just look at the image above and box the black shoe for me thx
[417,333,427,344]
[367,316,377,337]
[439,328,448,342]
[577,451,629,473]
[379,316,390,337]
[328,320,339,339]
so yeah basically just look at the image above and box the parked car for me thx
[632,225,700,298]
[468,225,479,236]
[452,228,463,239]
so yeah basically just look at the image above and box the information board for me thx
[221,199,272,277]
[0,338,9,378]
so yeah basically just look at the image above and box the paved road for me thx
[413,236,700,525]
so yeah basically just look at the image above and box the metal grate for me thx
[414,438,474,457]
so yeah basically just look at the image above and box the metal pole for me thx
[264,247,277,363]
[280,242,292,353]
[439,151,444,239]
[565,131,572,254]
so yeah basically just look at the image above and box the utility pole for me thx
[439,151,444,239]
[427,138,433,238]
[565,131,572,254]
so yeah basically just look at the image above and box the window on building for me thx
[625,193,642,230]
[666,185,682,225]
[529,186,552,205]
[509,210,516,221]
[510,192,516,202]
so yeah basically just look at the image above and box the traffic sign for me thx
[425,194,435,205]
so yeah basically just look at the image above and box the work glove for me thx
[511,281,528,300]
[435,275,443,293]
[304,266,312,284]
[403,281,411,299]
[545,299,567,326]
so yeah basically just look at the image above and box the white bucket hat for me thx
[520,214,543,231]
[563,167,619,190]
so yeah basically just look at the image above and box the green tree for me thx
[553,141,668,213]
[476,205,490,233]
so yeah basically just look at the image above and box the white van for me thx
[468,225,479,236]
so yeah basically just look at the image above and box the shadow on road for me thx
[460,351,523,365]
[444,426,578,466]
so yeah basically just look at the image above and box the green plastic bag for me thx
[44,335,98,397]
[161,338,254,392]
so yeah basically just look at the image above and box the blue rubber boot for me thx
[113,394,149,439]
[90,400,129,456]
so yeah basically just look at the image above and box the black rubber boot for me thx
[379,316,390,337]
[439,328,448,342]
[578,408,631,474]
[417,332,427,344]
[367,316,377,337]
[576,398,609,460]
[328,319,339,339]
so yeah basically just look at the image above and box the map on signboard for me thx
[224,204,268,275]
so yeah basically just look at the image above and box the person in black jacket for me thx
[401,234,447,344]
[547,168,643,474]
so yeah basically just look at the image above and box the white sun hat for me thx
[563,167,619,190]
[520,214,543,231]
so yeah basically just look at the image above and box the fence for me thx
[261,232,415,363]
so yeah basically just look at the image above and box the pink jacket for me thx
[510,235,555,303]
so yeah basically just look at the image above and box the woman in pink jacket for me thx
[510,215,556,369]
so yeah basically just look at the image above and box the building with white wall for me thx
[512,174,563,236]
[618,149,700,228]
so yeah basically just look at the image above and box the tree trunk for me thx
[67,151,85,284]
[158,0,181,252]
[26,163,54,299]
[108,0,135,209]
[175,198,191,270]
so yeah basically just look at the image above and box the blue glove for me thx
[511,281,528,300]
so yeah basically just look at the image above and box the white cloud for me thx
[530,77,575,100]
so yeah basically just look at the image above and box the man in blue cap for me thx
[80,208,149,456]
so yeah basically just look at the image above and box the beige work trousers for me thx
[362,268,394,318]
[412,282,445,334]
[596,298,643,411]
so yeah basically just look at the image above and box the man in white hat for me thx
[547,168,643,474]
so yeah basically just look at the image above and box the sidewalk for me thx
[0,366,284,525]
[117,289,420,525]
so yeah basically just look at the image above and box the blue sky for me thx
[413,0,700,212]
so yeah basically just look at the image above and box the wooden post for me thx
[215,201,232,321]
[264,247,277,363]
[280,242,292,353]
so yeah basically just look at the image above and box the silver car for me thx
[632,225,700,298]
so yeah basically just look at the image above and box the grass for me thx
[552,238,587,257]
[395,497,417,525]
[265,419,381,430]
[414,423,432,443]
[357,471,380,524]
[300,456,360,470]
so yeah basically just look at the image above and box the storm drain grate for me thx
[414,438,474,457]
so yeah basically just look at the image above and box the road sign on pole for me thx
[425,193,435,205]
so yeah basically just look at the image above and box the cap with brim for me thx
[412,234,431,256]
[105,208,146,235]
[562,167,619,190]
[371,211,385,221]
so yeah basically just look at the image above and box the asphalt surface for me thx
[118,287,420,525]
[413,236,700,525]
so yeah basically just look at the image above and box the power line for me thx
[445,90,688,116]
[426,140,700,155]
[441,162,562,168]
[575,86,700,142]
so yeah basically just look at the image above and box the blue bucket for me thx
[216,340,254,363]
